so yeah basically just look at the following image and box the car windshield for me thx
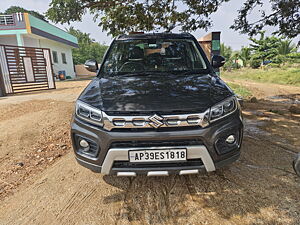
[100,38,209,76]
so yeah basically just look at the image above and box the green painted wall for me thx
[212,40,220,51]
[28,15,78,44]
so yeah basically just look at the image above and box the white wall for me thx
[0,35,35,46]
[0,34,76,78]
[23,36,39,47]
[39,39,76,78]
[0,35,18,46]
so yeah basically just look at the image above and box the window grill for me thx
[0,15,14,26]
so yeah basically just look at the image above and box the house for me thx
[0,12,78,79]
[198,31,221,75]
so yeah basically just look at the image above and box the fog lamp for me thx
[79,139,90,150]
[225,135,235,144]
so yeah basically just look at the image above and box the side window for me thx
[52,51,58,63]
[188,42,206,69]
[61,53,67,64]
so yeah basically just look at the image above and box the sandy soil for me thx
[223,78,300,100]
[0,79,299,225]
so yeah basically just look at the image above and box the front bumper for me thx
[71,111,243,176]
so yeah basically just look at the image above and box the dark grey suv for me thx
[71,33,243,176]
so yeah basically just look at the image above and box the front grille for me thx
[112,159,203,169]
[111,126,200,132]
[102,110,210,131]
[110,139,203,149]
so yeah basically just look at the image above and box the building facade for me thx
[0,12,78,78]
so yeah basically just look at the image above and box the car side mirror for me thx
[84,59,98,72]
[211,55,225,68]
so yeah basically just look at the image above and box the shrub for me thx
[232,62,241,69]
[250,58,261,68]
[272,55,285,64]
[266,63,281,68]
[286,52,300,63]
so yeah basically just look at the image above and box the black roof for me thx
[116,32,195,40]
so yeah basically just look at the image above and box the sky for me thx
[0,0,295,50]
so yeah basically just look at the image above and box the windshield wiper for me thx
[110,70,207,77]
[117,71,170,77]
[179,69,209,75]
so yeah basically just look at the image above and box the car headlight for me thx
[210,96,237,122]
[75,100,104,126]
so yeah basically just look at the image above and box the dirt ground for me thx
[0,79,299,225]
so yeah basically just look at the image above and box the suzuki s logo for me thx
[148,114,164,128]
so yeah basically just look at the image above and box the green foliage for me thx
[265,63,281,68]
[227,82,252,98]
[249,31,281,64]
[222,66,300,86]
[278,40,297,55]
[220,43,234,70]
[231,0,300,38]
[220,43,232,61]
[271,55,285,65]
[221,34,297,70]
[46,0,299,38]
[67,27,108,64]
[47,0,229,36]
[248,33,298,66]
[249,57,261,69]
[286,52,300,64]
[3,6,47,21]
[221,44,248,70]
[240,47,251,67]
[231,51,242,69]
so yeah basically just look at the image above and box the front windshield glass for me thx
[100,38,208,76]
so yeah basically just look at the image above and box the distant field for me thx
[227,82,252,98]
[222,66,300,86]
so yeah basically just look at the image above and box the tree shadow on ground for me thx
[101,98,300,224]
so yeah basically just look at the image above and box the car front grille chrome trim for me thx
[148,114,164,128]
[102,110,210,131]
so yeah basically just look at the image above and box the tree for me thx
[68,27,94,45]
[249,58,261,69]
[240,46,251,67]
[46,0,300,38]
[278,39,298,55]
[231,51,242,69]
[220,43,232,61]
[4,6,47,21]
[249,31,281,64]
[67,27,108,64]
[231,0,300,39]
[220,43,234,70]
[47,0,229,36]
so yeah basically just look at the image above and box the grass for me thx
[222,65,300,86]
[227,82,252,98]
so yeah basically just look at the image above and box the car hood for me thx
[78,74,233,113]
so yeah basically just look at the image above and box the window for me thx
[101,38,208,76]
[0,15,14,26]
[61,53,67,64]
[52,51,58,63]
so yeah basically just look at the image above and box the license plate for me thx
[129,149,187,162]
